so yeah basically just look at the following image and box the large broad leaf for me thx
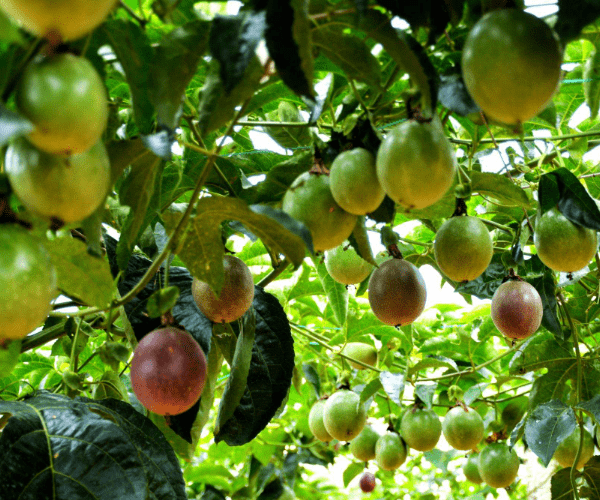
[470,171,532,208]
[213,287,295,445]
[524,399,576,467]
[508,333,573,376]
[455,253,505,300]
[0,392,186,500]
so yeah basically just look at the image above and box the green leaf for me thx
[551,467,577,500]
[312,24,382,88]
[415,383,437,409]
[44,237,114,309]
[146,286,181,318]
[0,10,24,44]
[463,383,488,406]
[342,462,364,488]
[409,356,459,376]
[379,371,404,405]
[348,217,376,266]
[470,171,532,208]
[313,258,348,326]
[508,334,573,375]
[360,377,383,404]
[264,101,312,149]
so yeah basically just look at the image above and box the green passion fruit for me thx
[442,406,484,451]
[323,389,367,442]
[478,443,520,489]
[376,118,456,210]
[434,216,493,282]
[368,259,426,327]
[349,425,380,462]
[329,148,385,215]
[282,172,357,252]
[5,138,110,223]
[0,0,118,41]
[491,280,543,339]
[462,9,562,125]
[16,53,108,156]
[400,407,442,452]
[553,427,595,469]
[324,243,373,285]
[341,342,378,370]
[0,225,57,340]
[534,207,598,273]
[463,453,483,484]
[308,399,333,443]
[192,255,254,324]
[375,432,407,471]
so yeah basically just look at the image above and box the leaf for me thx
[264,101,312,149]
[0,10,24,44]
[302,364,320,398]
[415,383,437,409]
[264,0,314,99]
[201,485,227,500]
[470,171,532,208]
[438,73,479,116]
[575,395,600,425]
[349,217,377,266]
[585,43,600,120]
[343,462,364,488]
[524,399,576,467]
[530,267,562,338]
[213,287,295,445]
[0,392,186,500]
[311,25,382,88]
[409,356,459,376]
[581,456,600,499]
[463,383,488,406]
[164,197,308,295]
[551,467,577,500]
[215,309,256,435]
[0,102,33,147]
[44,237,114,309]
[508,333,573,375]
[313,257,348,327]
[147,286,181,318]
[379,371,405,405]
[555,0,600,44]
[455,253,505,300]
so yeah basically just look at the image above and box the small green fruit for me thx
[554,427,595,469]
[308,399,333,443]
[323,389,367,442]
[478,443,520,488]
[324,244,373,285]
[342,342,377,370]
[442,406,484,450]
[375,432,407,471]
[400,407,442,452]
[463,453,482,484]
[349,425,380,462]
[329,148,385,215]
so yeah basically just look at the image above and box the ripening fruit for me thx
[463,453,483,484]
[478,443,520,488]
[282,172,357,252]
[0,0,118,41]
[462,9,562,125]
[0,225,57,340]
[329,148,385,215]
[192,255,254,323]
[349,425,380,462]
[130,327,207,416]
[434,216,493,282]
[16,53,108,156]
[553,427,595,469]
[5,138,111,223]
[376,118,456,210]
[491,280,543,339]
[442,406,484,451]
[359,472,376,493]
[400,407,442,452]
[342,342,378,370]
[323,389,367,442]
[534,207,598,273]
[308,399,333,443]
[375,432,407,471]
[368,259,427,326]
[324,244,373,285]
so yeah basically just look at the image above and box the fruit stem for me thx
[479,218,513,235]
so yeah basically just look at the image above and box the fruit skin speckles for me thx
[491,280,543,339]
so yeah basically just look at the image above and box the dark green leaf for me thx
[302,364,320,398]
[201,485,227,500]
[575,395,600,425]
[438,73,479,116]
[581,456,600,499]
[455,253,505,299]
[349,217,376,266]
[508,333,573,375]
[555,0,600,44]
[530,266,562,338]
[551,467,577,500]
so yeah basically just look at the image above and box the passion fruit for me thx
[349,424,380,461]
[329,148,385,215]
[442,406,484,451]
[491,280,543,339]
[281,172,357,252]
[478,443,520,488]
[0,225,57,340]
[359,472,376,493]
[368,259,427,326]
[534,207,598,273]
[192,255,254,324]
[462,9,562,125]
[341,342,378,370]
[16,53,108,156]
[463,453,483,484]
[553,427,595,469]
[400,407,442,452]
[308,399,333,443]
[434,216,493,282]
[375,431,407,471]
[323,389,367,442]
[5,138,111,223]
[324,243,373,285]
[376,118,456,210]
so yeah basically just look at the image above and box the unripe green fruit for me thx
[376,118,456,210]
[282,172,357,252]
[375,432,407,471]
[349,425,380,462]
[368,259,427,326]
[434,216,493,282]
[478,443,520,488]
[16,53,108,155]
[534,207,598,273]
[308,399,333,442]
[341,342,377,370]
[463,453,482,484]
[400,407,442,452]
[192,255,254,324]
[462,9,562,125]
[0,225,57,340]
[323,389,367,442]
[491,280,543,339]
[442,406,484,450]
[329,148,385,215]
[554,427,595,469]
[5,138,110,223]
[501,400,527,430]
[324,244,373,285]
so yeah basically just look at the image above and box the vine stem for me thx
[257,258,290,288]
[447,130,600,145]
[479,218,513,235]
